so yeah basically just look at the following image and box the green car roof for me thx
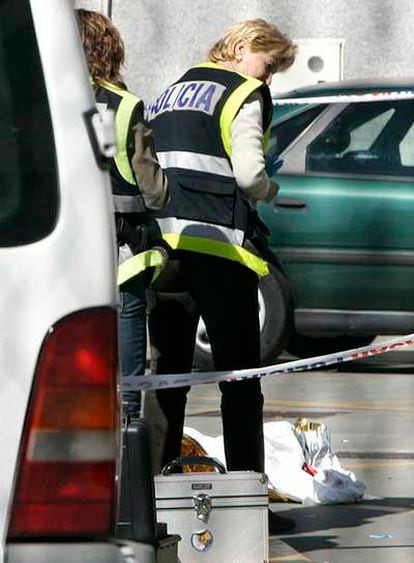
[274,77,414,99]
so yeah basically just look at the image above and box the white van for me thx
[0,1,168,561]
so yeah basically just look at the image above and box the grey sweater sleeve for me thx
[230,91,271,201]
[131,113,169,210]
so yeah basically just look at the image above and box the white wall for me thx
[74,0,108,12]
[78,0,414,104]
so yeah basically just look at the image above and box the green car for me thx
[193,78,414,368]
[257,78,414,360]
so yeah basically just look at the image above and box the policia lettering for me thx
[148,63,273,277]
[95,80,165,284]
[148,81,226,118]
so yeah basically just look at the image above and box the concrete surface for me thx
[185,350,414,562]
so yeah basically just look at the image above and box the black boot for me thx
[268,509,296,534]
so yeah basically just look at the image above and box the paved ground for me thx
[184,348,414,562]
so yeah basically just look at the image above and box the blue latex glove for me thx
[265,155,284,176]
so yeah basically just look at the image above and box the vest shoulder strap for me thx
[220,77,264,157]
[100,81,143,185]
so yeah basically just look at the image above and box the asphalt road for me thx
[184,348,414,562]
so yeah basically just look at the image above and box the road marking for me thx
[189,396,414,413]
[346,459,414,469]
[270,556,312,562]
[354,504,414,514]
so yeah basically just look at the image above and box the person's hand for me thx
[262,180,279,203]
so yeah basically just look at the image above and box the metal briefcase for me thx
[154,456,269,563]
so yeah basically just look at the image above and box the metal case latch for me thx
[193,493,212,523]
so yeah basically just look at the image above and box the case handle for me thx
[161,456,226,475]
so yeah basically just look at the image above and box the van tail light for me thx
[7,308,119,539]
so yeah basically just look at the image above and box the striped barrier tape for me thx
[122,333,414,392]
[272,90,414,105]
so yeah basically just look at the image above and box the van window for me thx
[0,0,58,247]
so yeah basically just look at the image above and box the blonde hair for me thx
[76,9,126,88]
[208,18,296,72]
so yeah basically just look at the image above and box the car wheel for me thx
[285,334,377,359]
[193,264,294,370]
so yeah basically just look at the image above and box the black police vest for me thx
[94,81,169,286]
[95,81,147,215]
[147,63,272,275]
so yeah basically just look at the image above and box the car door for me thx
[260,98,414,314]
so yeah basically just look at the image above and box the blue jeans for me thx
[118,275,147,417]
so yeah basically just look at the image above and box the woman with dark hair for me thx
[77,9,168,417]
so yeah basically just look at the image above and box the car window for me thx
[267,104,327,160]
[399,121,414,166]
[0,0,58,247]
[346,109,394,152]
[307,100,414,177]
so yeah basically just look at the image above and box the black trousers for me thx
[148,250,264,472]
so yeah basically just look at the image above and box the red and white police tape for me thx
[122,333,414,392]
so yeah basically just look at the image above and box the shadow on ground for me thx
[272,496,414,554]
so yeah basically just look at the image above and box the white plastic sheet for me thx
[184,421,366,505]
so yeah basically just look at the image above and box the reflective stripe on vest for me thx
[157,151,233,176]
[162,233,269,277]
[113,194,146,213]
[157,217,245,246]
[100,80,140,185]
[118,247,168,286]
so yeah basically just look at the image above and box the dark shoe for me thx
[268,509,296,535]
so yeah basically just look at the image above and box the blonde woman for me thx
[148,19,295,534]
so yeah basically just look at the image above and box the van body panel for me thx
[0,0,118,557]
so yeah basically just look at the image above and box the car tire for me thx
[285,334,377,359]
[193,263,294,370]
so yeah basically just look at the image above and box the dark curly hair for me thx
[76,9,125,88]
